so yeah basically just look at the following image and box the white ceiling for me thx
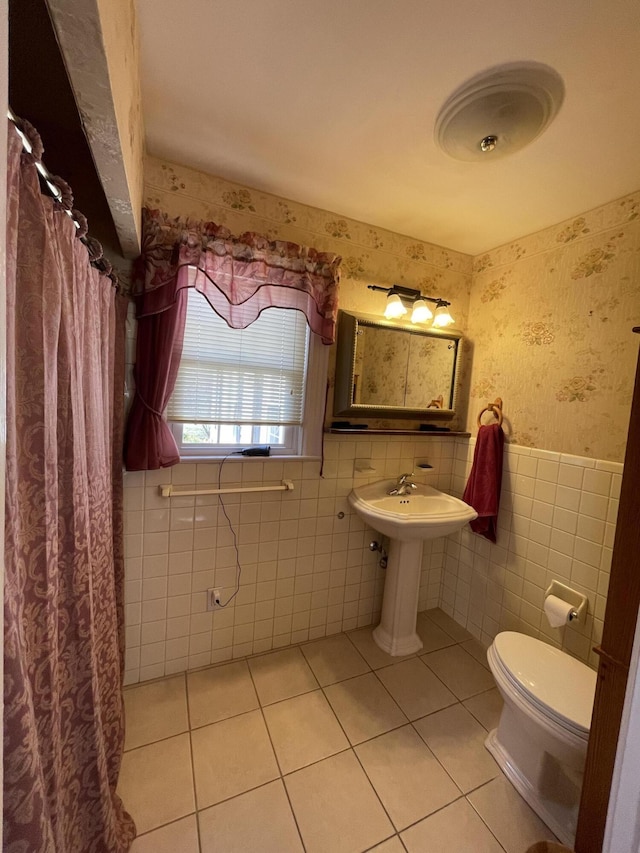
[136,0,640,255]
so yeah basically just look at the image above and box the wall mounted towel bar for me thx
[476,397,504,427]
[159,480,295,498]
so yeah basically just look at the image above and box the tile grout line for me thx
[129,812,199,844]
[360,640,506,826]
[316,685,400,846]
[127,606,462,688]
[259,636,400,848]
[362,833,409,852]
[183,670,204,853]
[245,660,308,853]
[464,779,510,853]
[126,633,494,755]
[323,691,410,746]
[124,619,508,849]
[298,625,486,843]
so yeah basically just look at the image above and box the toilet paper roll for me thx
[544,595,574,628]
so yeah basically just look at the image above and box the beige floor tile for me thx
[346,627,415,670]
[355,725,460,831]
[467,776,558,853]
[302,634,370,685]
[187,660,258,728]
[263,689,349,773]
[124,676,188,750]
[130,815,199,853]
[401,798,504,853]
[416,613,457,653]
[369,837,405,852]
[248,647,318,705]
[422,608,473,642]
[413,704,500,793]
[463,687,504,732]
[285,750,394,853]
[461,637,491,669]
[118,734,194,835]
[199,780,303,853]
[375,658,457,720]
[324,672,407,745]
[191,709,279,808]
[421,645,496,700]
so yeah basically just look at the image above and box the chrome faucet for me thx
[388,472,418,496]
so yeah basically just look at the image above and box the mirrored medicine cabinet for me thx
[333,310,463,419]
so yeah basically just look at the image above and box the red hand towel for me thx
[462,423,504,543]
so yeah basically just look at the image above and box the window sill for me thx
[178,454,322,463]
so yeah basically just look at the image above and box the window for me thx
[167,287,327,457]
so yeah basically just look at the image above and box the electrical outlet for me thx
[206,588,222,611]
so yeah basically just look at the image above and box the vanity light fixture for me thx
[432,301,455,328]
[383,292,407,319]
[368,284,455,327]
[410,298,433,323]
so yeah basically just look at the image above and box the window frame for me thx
[168,295,328,460]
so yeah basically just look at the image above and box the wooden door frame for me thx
[603,604,640,852]
[575,333,640,852]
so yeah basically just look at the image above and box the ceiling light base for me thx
[435,62,565,162]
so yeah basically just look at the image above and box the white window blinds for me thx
[167,288,310,425]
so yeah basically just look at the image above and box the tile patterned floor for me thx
[119,608,558,853]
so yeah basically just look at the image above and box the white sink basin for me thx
[349,479,478,656]
[349,480,477,541]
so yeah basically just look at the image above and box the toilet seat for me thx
[490,632,596,736]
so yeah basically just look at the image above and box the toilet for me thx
[486,631,597,846]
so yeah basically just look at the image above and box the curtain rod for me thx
[7,107,120,289]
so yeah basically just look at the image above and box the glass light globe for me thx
[432,304,455,327]
[411,299,433,323]
[384,293,407,319]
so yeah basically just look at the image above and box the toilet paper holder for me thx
[544,580,588,623]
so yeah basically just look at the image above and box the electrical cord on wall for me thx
[214,446,270,608]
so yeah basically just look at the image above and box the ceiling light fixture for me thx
[368,285,454,328]
[435,62,565,162]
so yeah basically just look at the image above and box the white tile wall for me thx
[445,440,622,668]
[123,435,455,684]
[123,434,621,683]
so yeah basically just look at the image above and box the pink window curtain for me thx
[3,121,135,851]
[124,208,341,470]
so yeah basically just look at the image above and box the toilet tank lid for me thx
[494,632,597,731]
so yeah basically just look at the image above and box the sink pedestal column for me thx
[372,539,424,655]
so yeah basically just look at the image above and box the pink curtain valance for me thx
[135,208,341,344]
[124,208,340,470]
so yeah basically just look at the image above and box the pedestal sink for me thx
[349,480,477,655]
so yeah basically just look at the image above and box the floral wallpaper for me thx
[467,191,640,461]
[144,156,640,459]
[144,156,473,430]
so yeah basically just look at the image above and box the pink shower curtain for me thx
[3,123,135,850]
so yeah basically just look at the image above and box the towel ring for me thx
[477,397,503,428]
